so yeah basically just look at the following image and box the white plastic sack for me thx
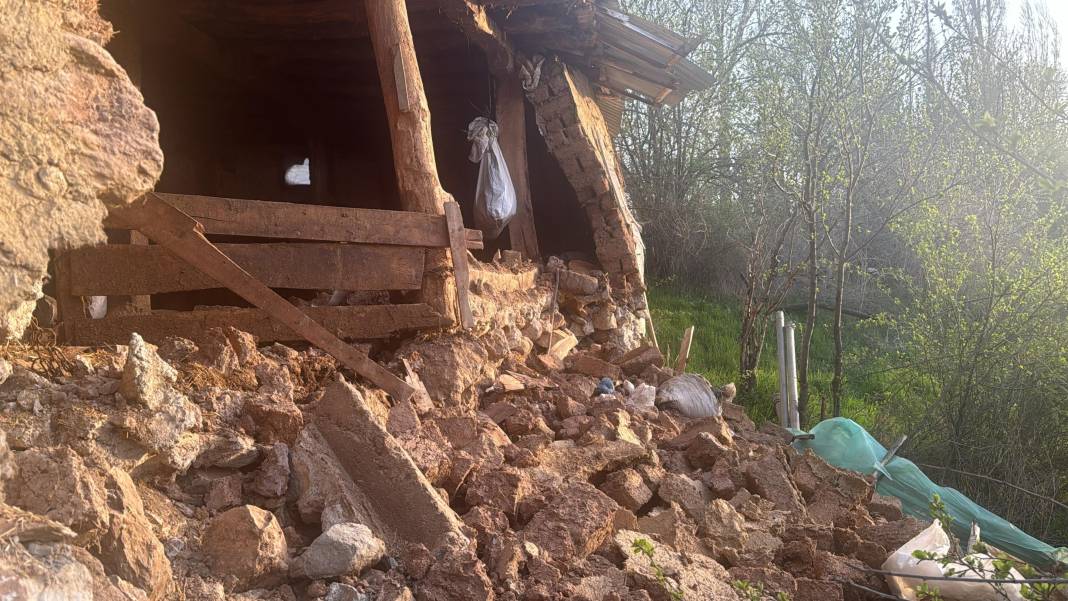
[88,296,107,319]
[467,117,516,239]
[655,373,721,418]
[883,520,1026,601]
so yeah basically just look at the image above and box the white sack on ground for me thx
[655,373,721,418]
[883,520,1026,601]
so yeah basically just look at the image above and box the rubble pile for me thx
[0,257,925,600]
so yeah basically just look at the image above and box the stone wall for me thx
[526,60,646,297]
[0,0,163,338]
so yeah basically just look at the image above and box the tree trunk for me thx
[365,0,456,323]
[798,207,818,427]
[831,191,853,417]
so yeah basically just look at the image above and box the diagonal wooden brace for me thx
[109,193,416,402]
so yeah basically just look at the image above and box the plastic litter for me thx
[520,54,545,92]
[594,377,615,396]
[627,383,656,410]
[655,373,721,418]
[882,520,1026,601]
[88,296,107,319]
[467,117,516,239]
[793,417,1068,570]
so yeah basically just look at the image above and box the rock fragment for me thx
[522,481,618,563]
[290,522,385,580]
[6,446,109,542]
[599,468,653,511]
[95,468,174,599]
[246,443,290,498]
[202,505,288,591]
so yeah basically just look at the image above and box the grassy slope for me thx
[648,285,884,428]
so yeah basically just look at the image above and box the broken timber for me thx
[675,325,694,373]
[64,305,445,346]
[108,193,416,402]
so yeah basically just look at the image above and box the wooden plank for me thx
[443,201,475,329]
[675,325,694,373]
[65,304,447,346]
[120,193,483,249]
[53,251,84,341]
[496,73,540,259]
[108,193,417,402]
[68,243,423,296]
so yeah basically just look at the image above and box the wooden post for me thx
[496,73,539,259]
[675,325,694,373]
[104,3,151,315]
[365,0,457,323]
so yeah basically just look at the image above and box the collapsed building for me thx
[47,0,718,351]
[0,1,929,601]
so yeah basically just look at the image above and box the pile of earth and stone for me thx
[0,256,926,601]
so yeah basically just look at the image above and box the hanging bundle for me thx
[466,117,517,239]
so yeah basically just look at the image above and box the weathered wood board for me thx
[69,243,423,295]
[103,193,484,250]
[65,304,446,346]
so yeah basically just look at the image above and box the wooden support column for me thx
[496,73,540,259]
[365,0,457,324]
[103,1,152,315]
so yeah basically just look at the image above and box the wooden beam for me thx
[438,0,515,73]
[444,202,475,329]
[65,304,446,346]
[496,73,539,259]
[105,193,484,250]
[108,193,416,401]
[366,0,457,323]
[68,243,424,296]
[675,325,694,373]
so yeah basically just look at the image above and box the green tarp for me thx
[792,417,1067,570]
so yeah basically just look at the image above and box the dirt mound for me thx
[0,258,922,600]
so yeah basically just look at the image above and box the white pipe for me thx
[775,311,788,427]
[784,321,800,429]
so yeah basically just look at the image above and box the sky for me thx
[1007,0,1068,64]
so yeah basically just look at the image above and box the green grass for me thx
[648,284,888,429]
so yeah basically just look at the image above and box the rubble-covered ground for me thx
[0,257,925,601]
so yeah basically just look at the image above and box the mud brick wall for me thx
[526,61,646,297]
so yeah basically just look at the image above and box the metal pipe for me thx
[775,311,788,427]
[784,321,800,429]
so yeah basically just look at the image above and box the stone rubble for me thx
[0,257,925,601]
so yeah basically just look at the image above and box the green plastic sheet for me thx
[792,417,1068,570]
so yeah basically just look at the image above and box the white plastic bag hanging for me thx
[466,117,516,239]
